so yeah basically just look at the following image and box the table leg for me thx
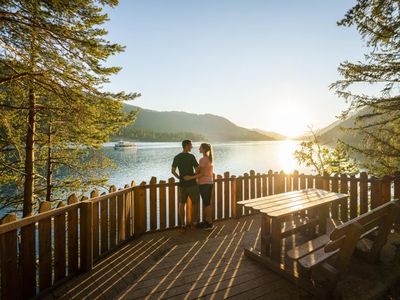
[261,214,270,256]
[318,204,329,234]
[270,218,282,261]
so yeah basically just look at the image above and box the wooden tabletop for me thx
[237,189,348,218]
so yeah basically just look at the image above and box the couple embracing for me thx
[171,139,214,231]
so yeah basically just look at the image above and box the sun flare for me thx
[263,103,310,138]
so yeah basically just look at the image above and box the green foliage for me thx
[0,1,139,213]
[294,129,359,176]
[115,128,207,142]
[330,0,400,176]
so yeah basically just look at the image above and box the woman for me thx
[184,143,214,229]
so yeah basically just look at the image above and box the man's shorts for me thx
[179,184,200,204]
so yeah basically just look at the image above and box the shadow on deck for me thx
[47,215,309,300]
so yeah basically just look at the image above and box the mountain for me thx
[252,129,287,140]
[317,108,369,146]
[120,104,283,142]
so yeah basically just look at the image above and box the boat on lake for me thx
[114,140,137,150]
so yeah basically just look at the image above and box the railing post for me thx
[0,214,19,300]
[230,175,237,218]
[80,200,93,272]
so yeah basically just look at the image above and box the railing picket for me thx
[286,173,292,192]
[186,195,192,226]
[236,176,243,218]
[211,174,216,221]
[370,176,381,209]
[262,173,267,196]
[100,192,109,254]
[0,214,19,300]
[243,173,250,214]
[117,188,125,243]
[217,175,223,219]
[67,194,79,275]
[340,174,349,221]
[256,173,262,198]
[134,182,147,236]
[395,171,400,200]
[124,184,132,238]
[80,201,93,272]
[307,175,314,189]
[20,212,36,299]
[231,176,237,218]
[331,174,339,219]
[130,181,136,234]
[299,173,306,190]
[293,170,299,191]
[267,170,273,195]
[168,178,176,228]
[381,175,391,204]
[54,202,66,282]
[90,189,99,260]
[39,201,52,291]
[250,170,256,199]
[109,185,117,248]
[150,177,157,230]
[350,175,358,219]
[359,172,368,214]
[224,172,230,218]
[322,174,329,191]
[159,180,167,229]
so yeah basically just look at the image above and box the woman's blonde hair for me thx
[200,143,213,163]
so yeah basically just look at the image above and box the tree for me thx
[294,128,359,176]
[330,0,400,176]
[0,1,139,215]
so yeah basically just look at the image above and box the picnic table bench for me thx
[288,199,400,297]
[238,189,400,298]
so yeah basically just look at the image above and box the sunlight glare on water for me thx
[102,141,312,189]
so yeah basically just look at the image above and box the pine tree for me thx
[0,1,139,215]
[331,0,400,175]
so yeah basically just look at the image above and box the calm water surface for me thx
[103,140,313,188]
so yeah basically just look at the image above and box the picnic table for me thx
[238,189,348,270]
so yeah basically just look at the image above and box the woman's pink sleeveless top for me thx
[198,156,214,185]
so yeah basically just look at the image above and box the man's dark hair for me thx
[182,139,192,148]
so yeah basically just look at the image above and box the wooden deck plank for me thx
[50,215,308,300]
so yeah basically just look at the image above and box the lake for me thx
[102,140,313,189]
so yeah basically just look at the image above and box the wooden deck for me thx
[45,215,309,299]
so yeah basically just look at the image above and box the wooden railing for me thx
[0,170,399,299]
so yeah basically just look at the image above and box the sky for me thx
[103,0,366,137]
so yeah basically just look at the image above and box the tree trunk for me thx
[46,124,52,202]
[23,89,36,217]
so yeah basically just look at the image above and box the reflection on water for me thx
[103,141,313,188]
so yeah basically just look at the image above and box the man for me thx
[171,139,200,229]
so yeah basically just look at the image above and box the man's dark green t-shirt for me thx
[172,152,199,187]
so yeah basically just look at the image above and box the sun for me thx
[264,103,310,138]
